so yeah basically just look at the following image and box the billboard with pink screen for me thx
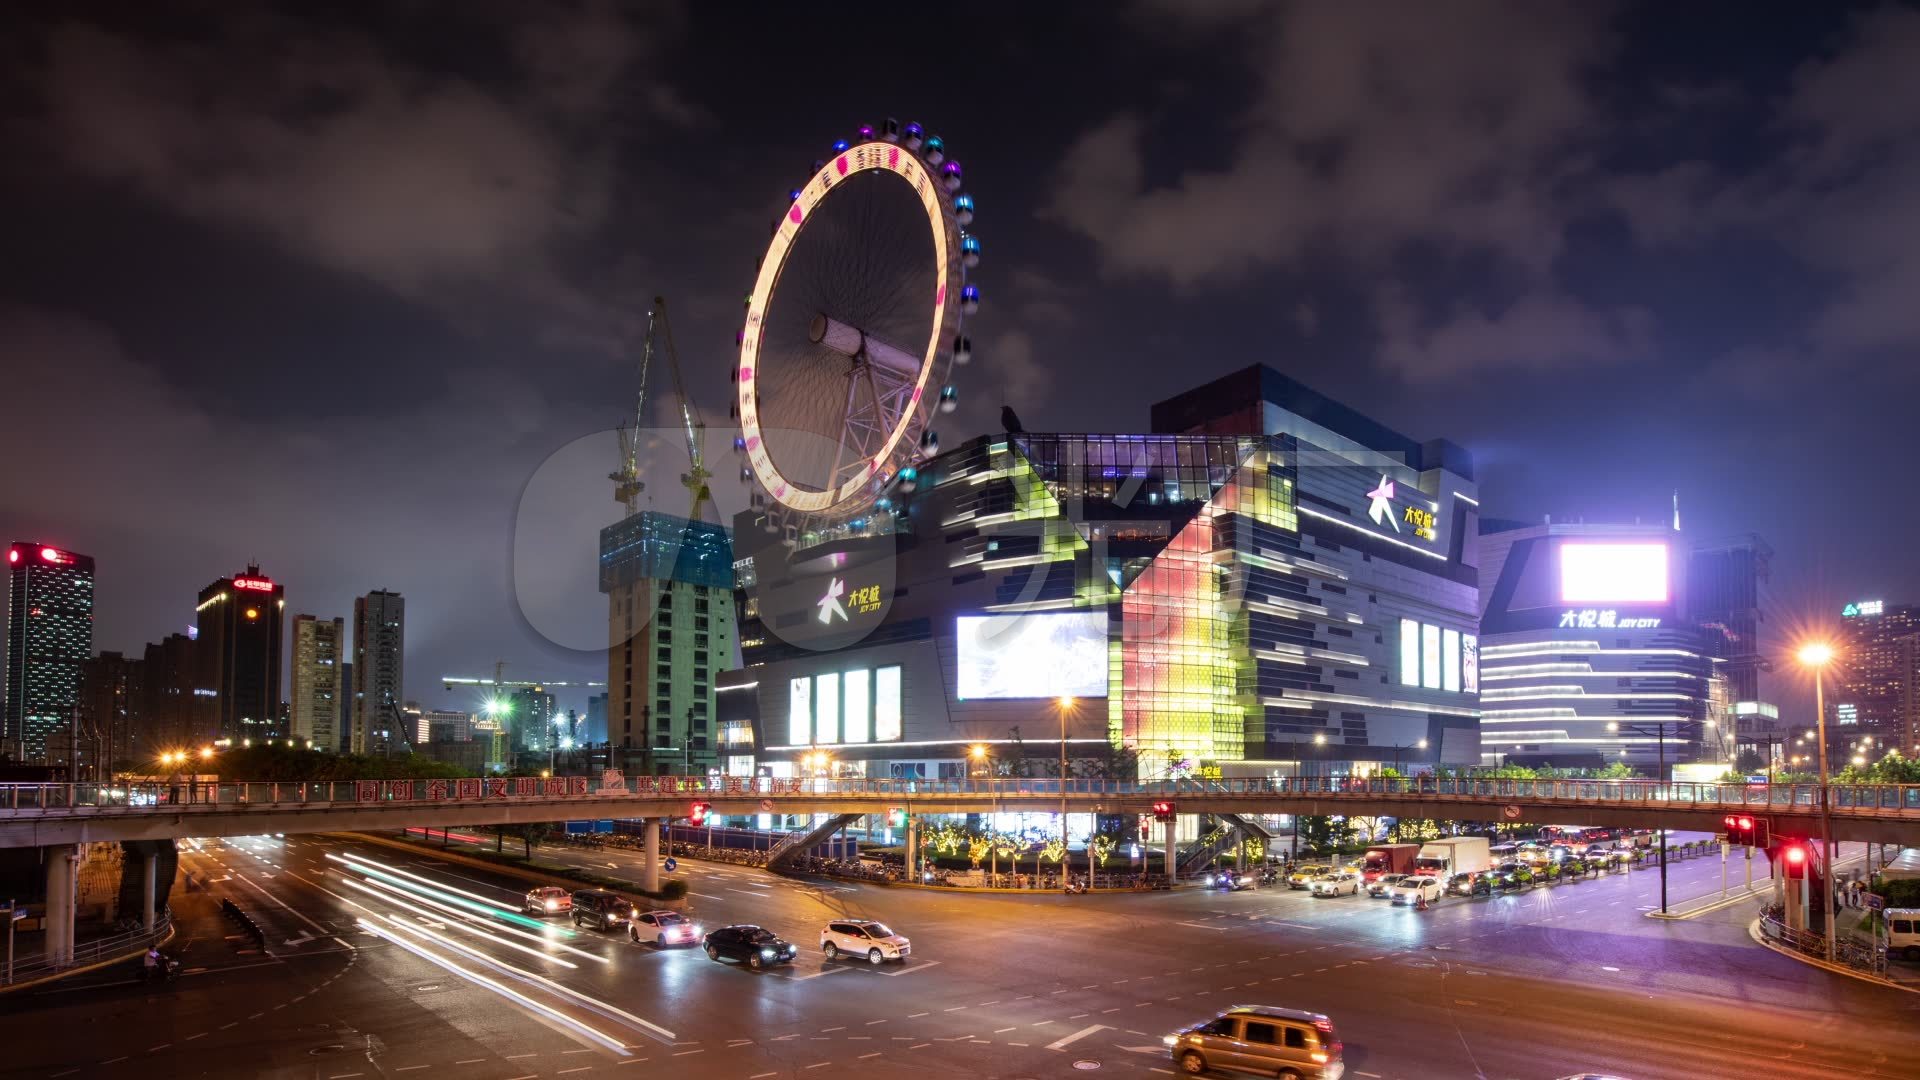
[1559,542,1669,604]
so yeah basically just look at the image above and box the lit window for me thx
[1421,624,1441,690]
[788,677,810,745]
[1462,635,1478,694]
[1442,629,1461,692]
[843,669,870,742]
[875,666,903,741]
[816,672,839,744]
[1399,619,1420,686]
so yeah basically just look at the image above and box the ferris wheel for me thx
[735,118,979,538]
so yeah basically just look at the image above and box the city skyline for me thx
[4,5,1919,717]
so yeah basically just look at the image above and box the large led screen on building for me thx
[956,613,1109,699]
[1559,543,1669,604]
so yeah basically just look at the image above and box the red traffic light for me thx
[1151,800,1175,822]
[689,801,711,827]
[1737,816,1753,831]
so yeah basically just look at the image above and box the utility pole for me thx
[1814,663,1836,963]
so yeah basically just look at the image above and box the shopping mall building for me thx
[1475,520,1715,769]
[719,365,1482,785]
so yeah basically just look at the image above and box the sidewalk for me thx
[1835,902,1920,989]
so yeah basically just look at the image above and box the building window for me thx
[1400,618,1469,694]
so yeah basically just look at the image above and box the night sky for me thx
[3,2,1913,717]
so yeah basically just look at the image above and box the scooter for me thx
[142,954,182,984]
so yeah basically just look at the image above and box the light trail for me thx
[373,916,675,1043]
[325,852,546,930]
[356,919,633,1055]
[337,876,582,969]
[342,873,607,963]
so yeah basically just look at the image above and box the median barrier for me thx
[348,832,689,910]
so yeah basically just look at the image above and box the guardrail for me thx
[1,776,1917,816]
[3,911,171,986]
[1757,902,1888,978]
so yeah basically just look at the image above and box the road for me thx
[0,831,1912,1079]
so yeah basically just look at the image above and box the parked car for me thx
[820,919,911,964]
[523,886,572,915]
[630,909,700,947]
[1163,1005,1344,1078]
[1288,865,1332,890]
[570,889,633,931]
[1490,862,1535,890]
[703,924,798,970]
[1887,909,1919,962]
[1310,871,1362,898]
[1366,873,1408,898]
[1447,871,1491,897]
[1391,876,1445,906]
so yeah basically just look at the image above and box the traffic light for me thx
[887,807,907,829]
[689,801,711,827]
[1721,814,1772,849]
[1152,800,1176,823]
[1781,842,1809,879]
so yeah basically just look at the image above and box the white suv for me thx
[821,919,911,965]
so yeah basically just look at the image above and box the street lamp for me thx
[1608,719,1682,915]
[1389,738,1428,775]
[1057,697,1076,894]
[1796,639,1838,963]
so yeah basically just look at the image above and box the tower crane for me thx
[611,297,716,523]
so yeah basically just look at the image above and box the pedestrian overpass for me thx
[6,774,1917,970]
[5,774,1918,848]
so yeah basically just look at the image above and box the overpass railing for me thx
[1,776,1918,817]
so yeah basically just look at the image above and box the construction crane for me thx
[611,296,716,523]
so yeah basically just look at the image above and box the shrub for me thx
[653,878,689,902]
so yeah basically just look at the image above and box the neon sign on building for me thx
[232,576,275,592]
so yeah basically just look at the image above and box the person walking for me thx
[143,946,160,982]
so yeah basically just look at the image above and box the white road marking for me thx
[1045,1024,1112,1051]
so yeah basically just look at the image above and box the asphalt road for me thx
[0,832,1912,1080]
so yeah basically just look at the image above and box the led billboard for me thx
[1559,542,1669,604]
[957,613,1109,699]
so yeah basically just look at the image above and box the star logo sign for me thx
[816,576,848,624]
[1366,475,1399,531]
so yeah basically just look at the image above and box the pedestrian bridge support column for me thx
[44,843,78,966]
[642,818,661,894]
[1163,819,1178,880]
[141,849,159,932]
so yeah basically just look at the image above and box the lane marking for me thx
[1045,1023,1112,1051]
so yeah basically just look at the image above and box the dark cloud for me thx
[6,1,1920,719]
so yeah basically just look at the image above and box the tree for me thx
[1592,761,1636,780]
[1734,747,1766,774]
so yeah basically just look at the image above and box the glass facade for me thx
[4,543,95,762]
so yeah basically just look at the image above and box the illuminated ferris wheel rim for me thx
[736,137,965,517]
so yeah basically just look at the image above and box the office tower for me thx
[585,693,608,746]
[1835,599,1920,752]
[193,564,284,744]
[600,512,736,775]
[77,650,142,772]
[5,542,96,762]
[351,590,405,754]
[290,615,346,751]
[1688,535,1772,703]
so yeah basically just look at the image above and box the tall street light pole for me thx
[1058,697,1074,893]
[1798,641,1837,963]
[1610,720,1673,915]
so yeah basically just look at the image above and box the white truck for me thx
[1414,837,1492,880]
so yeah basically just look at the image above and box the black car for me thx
[703,925,798,970]
[570,889,633,931]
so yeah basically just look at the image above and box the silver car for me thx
[1165,1005,1344,1078]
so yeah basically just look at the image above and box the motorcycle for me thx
[142,954,181,984]
[1258,868,1279,887]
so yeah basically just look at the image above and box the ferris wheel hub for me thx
[809,314,922,376]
